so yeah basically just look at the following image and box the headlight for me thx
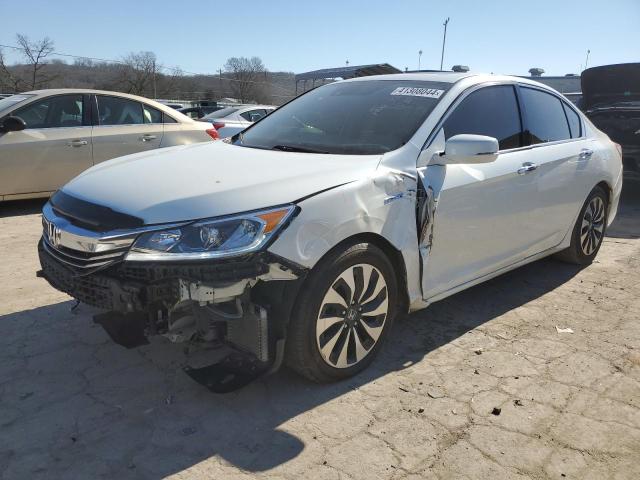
[126,205,296,261]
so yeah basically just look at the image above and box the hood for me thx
[582,63,640,110]
[60,141,381,225]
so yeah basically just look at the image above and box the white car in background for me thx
[199,104,276,138]
[0,89,218,201]
[38,73,622,390]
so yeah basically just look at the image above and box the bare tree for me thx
[223,56,268,103]
[116,51,158,96]
[16,34,55,89]
[0,48,25,92]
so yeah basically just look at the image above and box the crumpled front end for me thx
[38,201,307,392]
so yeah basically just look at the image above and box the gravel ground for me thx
[0,186,639,480]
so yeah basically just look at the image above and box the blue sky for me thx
[1,0,638,76]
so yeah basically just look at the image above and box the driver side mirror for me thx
[430,134,499,165]
[0,116,27,133]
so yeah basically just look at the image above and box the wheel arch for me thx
[302,232,410,315]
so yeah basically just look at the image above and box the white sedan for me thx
[37,73,622,389]
[0,89,218,201]
[199,104,276,138]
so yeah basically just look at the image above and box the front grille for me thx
[39,240,177,312]
[39,240,140,310]
[42,236,128,271]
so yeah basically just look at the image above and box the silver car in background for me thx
[0,89,218,201]
[199,104,276,138]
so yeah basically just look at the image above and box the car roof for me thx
[345,71,477,84]
[343,72,568,96]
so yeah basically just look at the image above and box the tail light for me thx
[213,122,225,130]
[205,128,219,140]
[614,142,623,158]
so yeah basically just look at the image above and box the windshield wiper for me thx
[271,144,328,154]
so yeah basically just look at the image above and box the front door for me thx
[419,84,542,300]
[0,94,92,196]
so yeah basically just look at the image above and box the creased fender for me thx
[268,167,424,309]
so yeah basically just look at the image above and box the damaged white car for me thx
[38,73,623,391]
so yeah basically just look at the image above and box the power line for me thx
[0,43,294,94]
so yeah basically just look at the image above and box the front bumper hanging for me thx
[37,238,306,392]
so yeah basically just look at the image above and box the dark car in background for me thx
[582,63,640,181]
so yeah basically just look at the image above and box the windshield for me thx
[0,94,35,114]
[203,107,239,119]
[235,80,450,155]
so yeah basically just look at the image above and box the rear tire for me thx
[555,185,608,265]
[285,243,398,383]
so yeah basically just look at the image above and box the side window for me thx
[520,88,571,144]
[97,96,143,125]
[163,112,177,123]
[442,85,522,150]
[241,109,267,122]
[563,102,581,138]
[13,95,84,129]
[143,104,163,124]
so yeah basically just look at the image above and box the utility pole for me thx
[440,17,450,71]
[584,49,591,71]
[218,68,222,98]
[152,59,157,99]
[418,50,422,70]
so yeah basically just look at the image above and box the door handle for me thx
[67,139,88,147]
[579,148,593,160]
[517,162,538,175]
[140,134,157,142]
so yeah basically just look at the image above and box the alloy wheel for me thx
[315,263,388,369]
[580,196,605,256]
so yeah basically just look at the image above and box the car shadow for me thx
[0,257,584,477]
[0,198,47,218]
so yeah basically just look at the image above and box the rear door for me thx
[0,93,92,196]
[91,95,164,164]
[516,86,593,249]
[420,84,541,300]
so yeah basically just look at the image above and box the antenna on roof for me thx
[440,17,450,71]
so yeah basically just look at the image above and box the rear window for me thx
[237,80,450,155]
[204,107,239,119]
[520,88,571,144]
[563,102,582,138]
[97,96,143,125]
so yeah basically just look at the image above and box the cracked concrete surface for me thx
[1,186,639,480]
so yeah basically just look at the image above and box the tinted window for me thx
[443,85,522,150]
[238,80,450,155]
[162,112,177,123]
[97,96,143,125]
[563,102,581,138]
[143,104,163,124]
[12,95,84,129]
[520,88,571,144]
[240,109,267,122]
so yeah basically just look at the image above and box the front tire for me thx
[555,185,608,265]
[285,243,398,383]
